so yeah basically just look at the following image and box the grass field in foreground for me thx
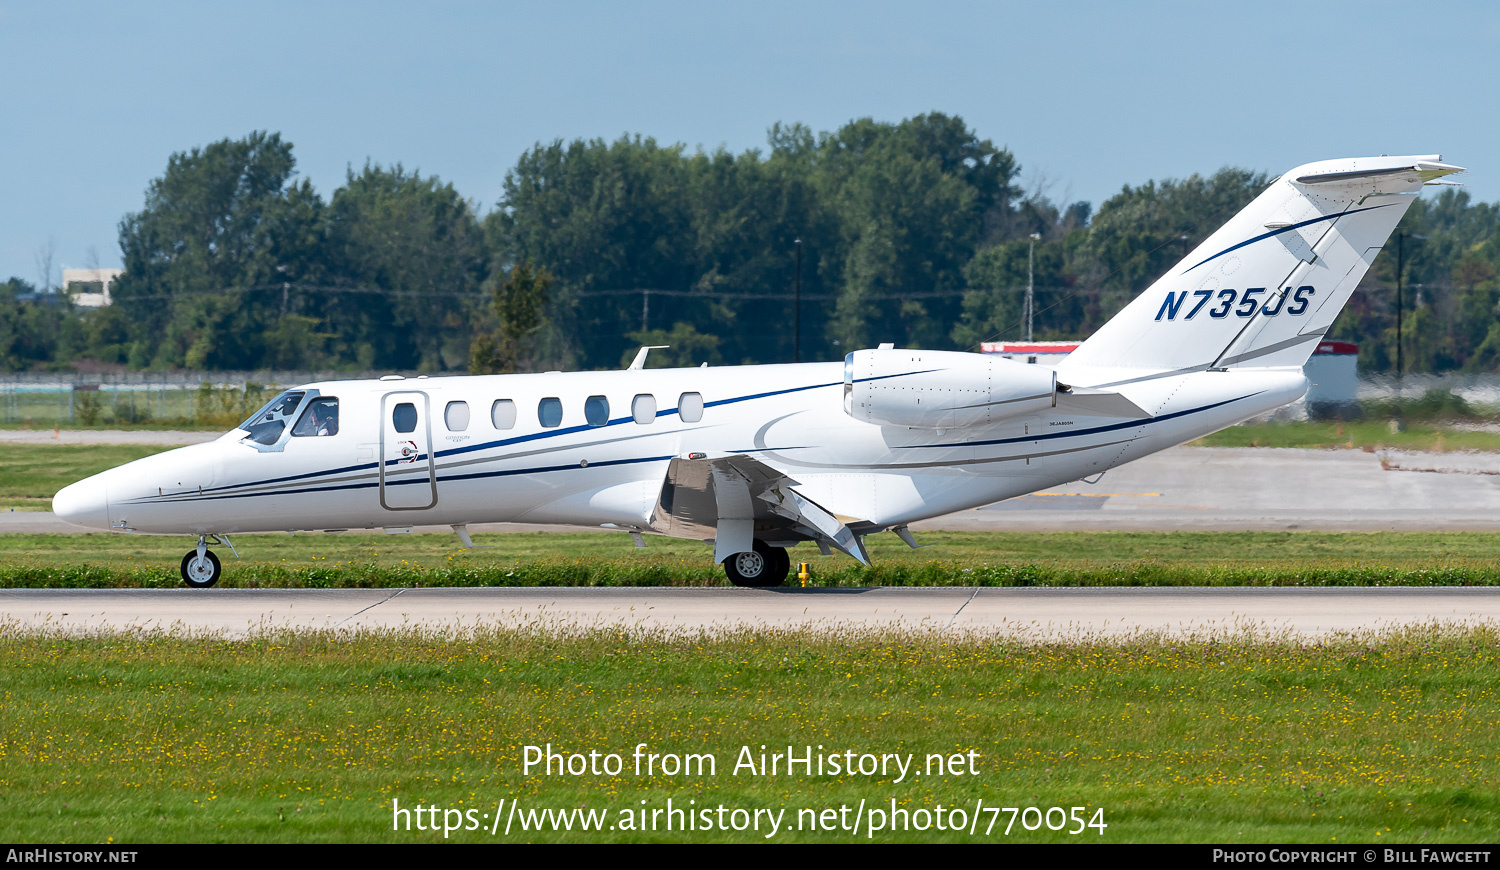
[1,625,1496,843]
[1191,420,1500,452]
[8,529,1500,588]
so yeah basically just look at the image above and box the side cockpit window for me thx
[292,397,340,437]
[237,390,306,446]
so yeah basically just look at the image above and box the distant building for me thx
[1303,341,1359,420]
[983,339,1360,419]
[61,267,123,308]
[979,341,1079,365]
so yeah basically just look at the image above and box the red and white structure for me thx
[979,341,1079,366]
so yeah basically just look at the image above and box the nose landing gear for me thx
[181,548,221,588]
[180,534,235,588]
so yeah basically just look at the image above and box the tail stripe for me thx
[1184,202,1393,273]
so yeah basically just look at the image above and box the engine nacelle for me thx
[843,348,1057,429]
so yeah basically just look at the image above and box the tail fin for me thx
[1060,155,1463,376]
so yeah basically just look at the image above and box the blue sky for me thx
[1,0,1494,284]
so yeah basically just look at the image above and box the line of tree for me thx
[2,119,1497,375]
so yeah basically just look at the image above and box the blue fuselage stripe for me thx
[129,390,1260,508]
[151,454,676,504]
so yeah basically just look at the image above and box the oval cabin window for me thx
[538,397,563,428]
[491,399,516,430]
[584,395,609,427]
[444,401,469,432]
[632,394,656,424]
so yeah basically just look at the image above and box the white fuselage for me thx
[53,360,1307,540]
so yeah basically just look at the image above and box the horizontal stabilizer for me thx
[1294,158,1464,186]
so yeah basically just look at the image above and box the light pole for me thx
[276,264,290,315]
[1025,233,1040,342]
[793,238,803,363]
[1394,231,1427,397]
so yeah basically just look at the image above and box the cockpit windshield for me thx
[236,390,307,446]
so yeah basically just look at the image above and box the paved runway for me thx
[0,429,217,446]
[914,447,1500,531]
[4,587,1498,639]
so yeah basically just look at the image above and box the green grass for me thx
[1192,420,1500,452]
[0,393,198,429]
[0,384,260,430]
[0,444,173,510]
[1,625,1496,843]
[8,530,1500,588]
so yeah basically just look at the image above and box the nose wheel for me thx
[180,535,228,588]
[181,550,222,588]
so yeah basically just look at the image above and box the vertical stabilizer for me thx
[1059,155,1463,378]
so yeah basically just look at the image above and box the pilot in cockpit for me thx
[292,397,339,437]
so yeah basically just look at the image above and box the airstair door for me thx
[380,391,437,510]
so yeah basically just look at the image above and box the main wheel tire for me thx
[181,550,222,588]
[724,541,790,588]
[768,545,791,581]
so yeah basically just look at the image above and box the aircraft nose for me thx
[53,477,110,530]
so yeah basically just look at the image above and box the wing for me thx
[648,454,870,565]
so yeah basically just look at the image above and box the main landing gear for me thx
[181,535,234,588]
[723,540,790,588]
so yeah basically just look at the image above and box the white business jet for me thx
[53,155,1463,588]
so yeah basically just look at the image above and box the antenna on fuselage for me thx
[627,345,670,370]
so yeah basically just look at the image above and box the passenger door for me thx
[380,391,437,510]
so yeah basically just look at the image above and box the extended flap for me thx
[650,454,869,564]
